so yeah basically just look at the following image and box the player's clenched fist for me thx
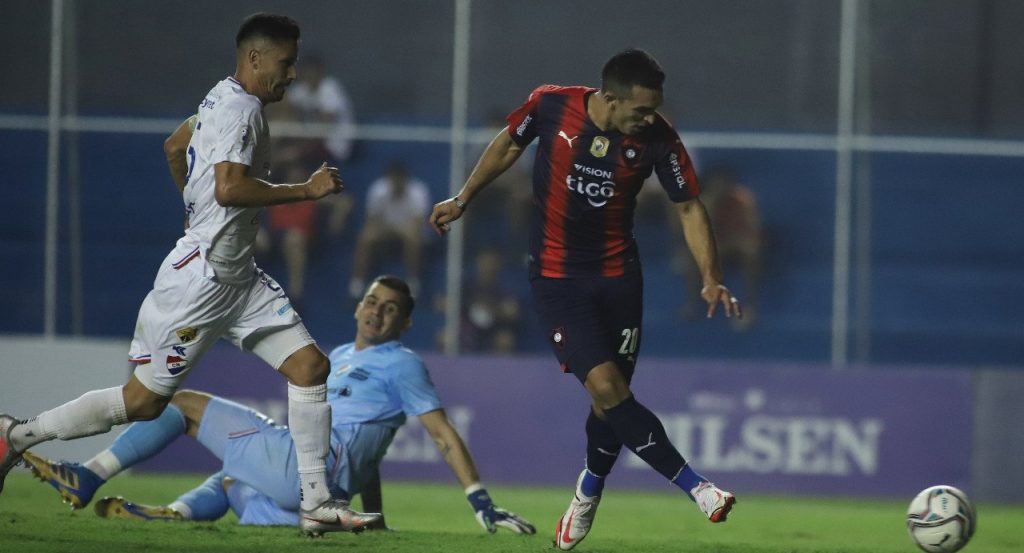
[307,162,344,200]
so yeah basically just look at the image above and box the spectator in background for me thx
[677,167,762,329]
[260,53,358,312]
[434,247,523,354]
[275,53,357,166]
[258,160,353,313]
[349,162,430,299]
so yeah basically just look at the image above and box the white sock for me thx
[11,387,128,450]
[168,501,192,520]
[288,382,331,510]
[84,450,123,481]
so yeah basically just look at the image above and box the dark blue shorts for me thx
[530,270,643,383]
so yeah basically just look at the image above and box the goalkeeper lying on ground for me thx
[21,275,535,535]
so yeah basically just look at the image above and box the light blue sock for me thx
[108,404,186,468]
[580,469,605,498]
[170,472,229,521]
[672,463,707,499]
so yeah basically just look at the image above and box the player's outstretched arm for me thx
[213,161,343,207]
[675,198,742,319]
[429,127,525,236]
[417,409,536,535]
[164,115,197,194]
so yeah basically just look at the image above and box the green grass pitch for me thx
[1,471,1021,552]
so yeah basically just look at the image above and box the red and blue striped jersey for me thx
[506,85,701,278]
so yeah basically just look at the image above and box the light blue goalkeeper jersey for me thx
[326,340,443,429]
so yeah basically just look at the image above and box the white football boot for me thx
[554,470,601,551]
[299,498,381,536]
[691,480,736,522]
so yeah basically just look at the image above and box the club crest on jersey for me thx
[175,326,198,344]
[166,355,188,375]
[589,136,610,158]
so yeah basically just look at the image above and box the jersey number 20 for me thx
[619,327,639,355]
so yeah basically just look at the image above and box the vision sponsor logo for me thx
[573,164,613,179]
[516,115,532,136]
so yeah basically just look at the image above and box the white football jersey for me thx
[179,77,272,285]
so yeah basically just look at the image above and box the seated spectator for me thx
[434,248,523,354]
[276,53,357,165]
[258,160,353,312]
[349,162,430,299]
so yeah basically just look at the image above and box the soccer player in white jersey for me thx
[0,13,379,534]
[21,276,536,536]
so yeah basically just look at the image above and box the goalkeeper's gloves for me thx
[466,484,536,535]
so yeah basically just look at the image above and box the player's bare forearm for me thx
[676,198,722,285]
[213,161,343,207]
[164,116,196,194]
[677,198,742,318]
[420,410,482,488]
[430,128,523,235]
[459,128,525,203]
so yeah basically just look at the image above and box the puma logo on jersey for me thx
[558,130,578,148]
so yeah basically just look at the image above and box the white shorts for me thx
[130,248,314,396]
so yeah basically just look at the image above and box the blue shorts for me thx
[197,397,396,525]
[530,270,644,383]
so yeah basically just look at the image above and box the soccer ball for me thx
[906,485,976,553]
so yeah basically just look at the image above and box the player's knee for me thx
[284,350,330,387]
[122,378,172,421]
[168,390,212,438]
[124,392,171,421]
[585,371,631,410]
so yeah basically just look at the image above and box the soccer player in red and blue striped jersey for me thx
[430,49,741,549]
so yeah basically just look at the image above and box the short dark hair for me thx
[370,275,416,317]
[236,13,300,48]
[601,49,665,96]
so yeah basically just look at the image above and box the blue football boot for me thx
[22,450,104,509]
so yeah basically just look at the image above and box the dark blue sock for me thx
[584,410,620,476]
[602,395,687,482]
[672,464,707,499]
[579,470,605,498]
